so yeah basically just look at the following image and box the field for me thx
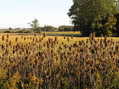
[41,31,81,37]
[0,33,119,89]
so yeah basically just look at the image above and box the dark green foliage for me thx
[68,0,118,36]
[92,14,117,36]
[15,30,32,33]
[3,30,12,33]
[114,13,119,36]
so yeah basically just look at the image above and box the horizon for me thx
[0,0,73,28]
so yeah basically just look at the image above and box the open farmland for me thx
[0,34,119,89]
[41,31,81,37]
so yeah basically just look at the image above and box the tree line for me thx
[1,20,75,33]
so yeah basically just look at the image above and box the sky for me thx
[0,0,73,28]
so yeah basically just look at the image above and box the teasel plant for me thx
[0,34,118,89]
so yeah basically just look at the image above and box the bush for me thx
[41,25,58,32]
[58,25,74,31]
[15,30,32,33]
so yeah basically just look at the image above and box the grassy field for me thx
[41,31,81,37]
[0,33,119,89]
[42,31,80,34]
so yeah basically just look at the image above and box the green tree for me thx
[68,0,118,36]
[92,14,117,36]
[29,19,40,32]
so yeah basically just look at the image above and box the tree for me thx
[92,14,117,36]
[68,0,118,36]
[9,27,12,30]
[113,13,119,36]
[29,19,40,32]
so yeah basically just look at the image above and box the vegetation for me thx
[1,0,119,89]
[0,34,118,89]
[58,25,74,31]
[29,19,41,32]
[41,25,58,32]
[68,0,119,36]
[0,26,77,34]
[42,31,80,37]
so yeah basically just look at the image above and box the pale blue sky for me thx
[0,0,72,28]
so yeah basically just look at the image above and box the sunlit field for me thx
[41,31,81,37]
[42,31,80,35]
[0,33,119,89]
